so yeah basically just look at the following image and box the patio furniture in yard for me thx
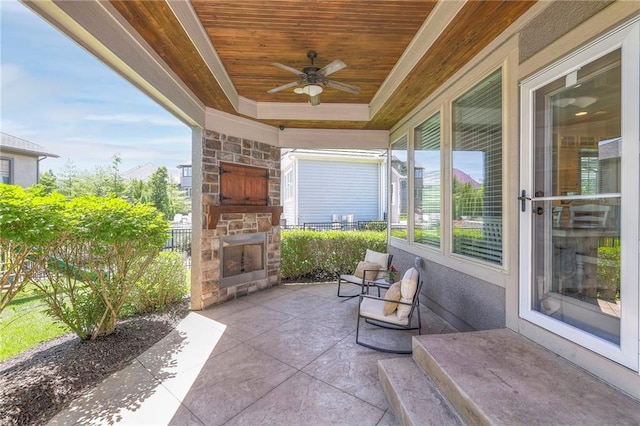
[355,258,423,354]
[336,249,393,298]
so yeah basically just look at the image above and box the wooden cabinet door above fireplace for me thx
[219,162,269,206]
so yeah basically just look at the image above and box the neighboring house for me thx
[177,164,192,200]
[280,149,386,226]
[0,133,58,187]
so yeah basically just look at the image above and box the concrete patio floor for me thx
[48,282,458,425]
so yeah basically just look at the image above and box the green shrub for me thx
[128,251,188,314]
[8,194,168,339]
[280,230,386,281]
[390,228,407,239]
[0,185,66,314]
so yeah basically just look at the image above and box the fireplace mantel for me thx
[205,205,283,229]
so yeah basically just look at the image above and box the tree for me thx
[38,170,58,194]
[38,160,189,216]
[167,180,189,214]
[55,155,125,199]
[453,177,483,219]
[125,178,149,204]
[107,154,126,197]
[148,166,173,220]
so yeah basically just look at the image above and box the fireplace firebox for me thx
[221,233,267,287]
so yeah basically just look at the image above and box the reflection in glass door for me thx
[530,50,622,345]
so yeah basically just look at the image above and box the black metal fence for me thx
[282,220,389,232]
[163,227,192,267]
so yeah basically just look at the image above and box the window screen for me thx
[451,69,503,265]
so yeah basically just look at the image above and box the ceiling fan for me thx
[267,50,360,106]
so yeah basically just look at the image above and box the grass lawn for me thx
[0,263,190,362]
[0,287,69,362]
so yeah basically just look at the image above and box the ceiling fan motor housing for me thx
[303,66,321,83]
[267,49,360,102]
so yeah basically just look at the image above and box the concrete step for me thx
[378,357,464,426]
[411,329,640,426]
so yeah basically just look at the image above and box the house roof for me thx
[122,162,179,183]
[22,1,538,132]
[0,132,59,158]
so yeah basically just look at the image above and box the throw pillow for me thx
[354,261,380,281]
[397,267,420,320]
[364,249,390,279]
[383,281,402,316]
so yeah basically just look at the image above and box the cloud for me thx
[83,114,184,127]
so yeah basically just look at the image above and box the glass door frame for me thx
[519,20,639,370]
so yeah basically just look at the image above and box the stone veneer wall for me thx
[200,130,281,308]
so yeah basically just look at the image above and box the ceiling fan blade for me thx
[271,62,306,77]
[309,94,321,106]
[325,79,360,95]
[267,80,302,94]
[319,60,346,77]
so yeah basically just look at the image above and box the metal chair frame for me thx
[355,260,424,354]
[337,254,393,298]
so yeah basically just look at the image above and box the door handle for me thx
[518,190,531,212]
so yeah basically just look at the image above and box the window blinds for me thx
[451,69,503,265]
[414,113,441,248]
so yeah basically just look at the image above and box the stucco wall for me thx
[519,1,614,63]
[389,246,505,332]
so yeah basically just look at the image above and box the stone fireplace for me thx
[197,130,282,309]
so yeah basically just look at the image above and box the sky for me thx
[0,0,192,178]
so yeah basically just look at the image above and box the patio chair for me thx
[337,249,393,298]
[569,204,610,228]
[355,258,424,354]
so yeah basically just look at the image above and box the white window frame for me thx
[283,168,294,201]
[1,158,12,184]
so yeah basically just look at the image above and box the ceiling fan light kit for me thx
[268,50,359,106]
[294,85,323,97]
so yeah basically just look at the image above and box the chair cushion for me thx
[364,249,390,279]
[397,267,419,320]
[383,281,402,315]
[339,274,362,285]
[360,297,409,326]
[354,261,380,281]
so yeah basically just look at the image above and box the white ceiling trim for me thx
[278,128,389,149]
[22,0,205,127]
[206,108,388,150]
[205,108,279,146]
[167,0,239,110]
[237,97,370,121]
[370,0,467,117]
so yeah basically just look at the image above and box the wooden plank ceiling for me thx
[110,0,536,130]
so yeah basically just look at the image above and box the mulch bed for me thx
[0,302,189,426]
